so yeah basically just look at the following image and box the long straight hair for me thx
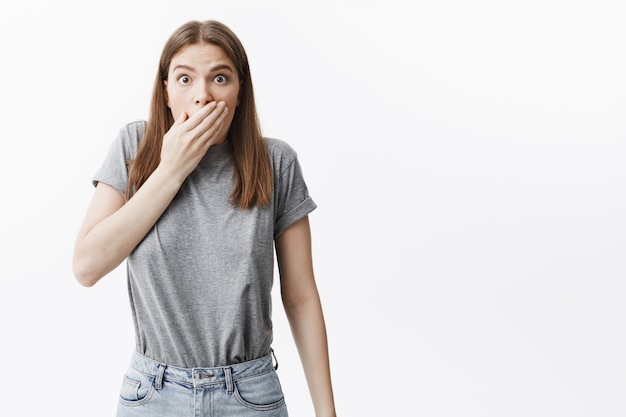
[125,20,272,209]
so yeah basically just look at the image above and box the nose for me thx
[194,82,213,106]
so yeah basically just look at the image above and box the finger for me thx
[183,101,219,130]
[193,102,227,134]
[197,106,229,144]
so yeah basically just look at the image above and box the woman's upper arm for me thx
[76,182,125,240]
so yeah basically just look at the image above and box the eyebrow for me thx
[171,64,234,73]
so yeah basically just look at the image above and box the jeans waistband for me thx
[129,349,278,390]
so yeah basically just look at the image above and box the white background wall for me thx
[0,0,624,415]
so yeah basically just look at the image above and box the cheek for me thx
[230,84,241,108]
[166,92,186,114]
[229,96,239,110]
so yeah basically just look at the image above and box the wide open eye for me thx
[214,75,228,84]
[177,75,191,85]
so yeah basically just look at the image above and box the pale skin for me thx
[72,43,336,416]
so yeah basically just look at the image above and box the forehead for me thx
[169,43,235,71]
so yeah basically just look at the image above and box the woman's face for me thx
[164,43,240,135]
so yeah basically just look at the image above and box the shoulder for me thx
[118,120,147,143]
[264,137,299,173]
[114,120,147,157]
[264,137,297,156]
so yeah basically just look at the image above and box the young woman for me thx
[73,20,336,417]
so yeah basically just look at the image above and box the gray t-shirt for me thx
[93,120,316,368]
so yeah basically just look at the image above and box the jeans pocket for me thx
[118,367,156,406]
[233,369,286,411]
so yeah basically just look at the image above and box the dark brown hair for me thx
[125,20,272,209]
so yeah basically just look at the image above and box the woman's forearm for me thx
[72,166,183,286]
[284,292,337,417]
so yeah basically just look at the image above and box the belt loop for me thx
[270,348,278,370]
[224,367,234,394]
[155,363,166,390]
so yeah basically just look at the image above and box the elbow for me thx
[282,290,319,313]
[72,255,102,288]
[73,266,99,288]
[76,276,98,288]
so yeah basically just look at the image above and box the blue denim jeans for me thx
[116,350,289,416]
